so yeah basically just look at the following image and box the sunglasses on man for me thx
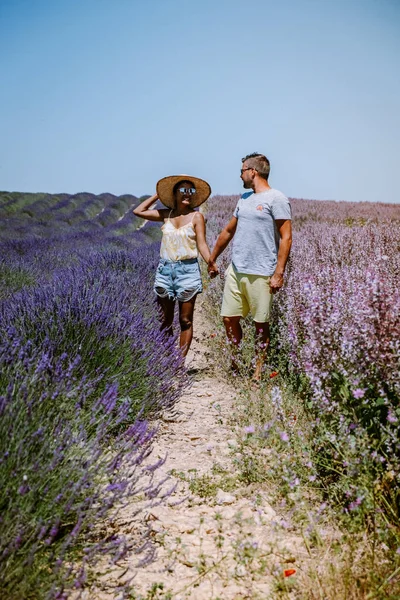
[178,187,196,195]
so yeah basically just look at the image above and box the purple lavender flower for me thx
[244,425,255,434]
[280,431,290,442]
[349,496,364,511]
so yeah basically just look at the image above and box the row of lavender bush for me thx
[204,196,400,527]
[0,220,186,598]
[0,191,151,239]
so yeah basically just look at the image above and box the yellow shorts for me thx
[220,263,272,323]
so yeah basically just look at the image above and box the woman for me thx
[133,175,216,356]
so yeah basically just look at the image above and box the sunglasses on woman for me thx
[178,187,196,195]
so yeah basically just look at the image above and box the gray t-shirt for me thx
[231,189,291,276]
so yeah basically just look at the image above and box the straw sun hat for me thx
[156,175,211,209]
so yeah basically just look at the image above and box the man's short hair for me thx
[242,152,270,181]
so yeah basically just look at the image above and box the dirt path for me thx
[87,301,308,599]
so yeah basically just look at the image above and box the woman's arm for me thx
[193,212,215,267]
[132,193,167,221]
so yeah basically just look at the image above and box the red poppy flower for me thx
[269,371,279,378]
[283,568,296,577]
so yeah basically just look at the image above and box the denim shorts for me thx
[154,258,203,302]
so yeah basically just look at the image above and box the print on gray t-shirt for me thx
[231,189,291,276]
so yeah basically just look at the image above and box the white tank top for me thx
[160,212,198,261]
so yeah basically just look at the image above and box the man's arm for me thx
[208,216,238,276]
[270,219,292,293]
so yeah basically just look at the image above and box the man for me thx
[208,152,292,381]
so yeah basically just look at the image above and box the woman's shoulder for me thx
[192,210,205,223]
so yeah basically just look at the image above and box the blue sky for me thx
[1,0,399,202]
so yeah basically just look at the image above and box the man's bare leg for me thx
[253,321,270,381]
[223,316,242,372]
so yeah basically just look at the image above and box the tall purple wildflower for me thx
[204,196,400,518]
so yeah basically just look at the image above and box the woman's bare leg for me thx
[178,295,197,356]
[157,295,175,336]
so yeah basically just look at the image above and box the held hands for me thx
[269,272,284,294]
[208,259,219,279]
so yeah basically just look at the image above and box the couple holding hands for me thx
[133,152,292,381]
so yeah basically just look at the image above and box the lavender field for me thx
[0,192,187,598]
[205,197,400,535]
[1,190,400,598]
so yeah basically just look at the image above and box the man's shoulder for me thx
[266,190,291,210]
[240,189,289,202]
[267,188,289,201]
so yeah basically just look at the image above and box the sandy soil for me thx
[84,300,308,599]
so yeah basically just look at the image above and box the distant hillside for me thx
[0,191,155,241]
